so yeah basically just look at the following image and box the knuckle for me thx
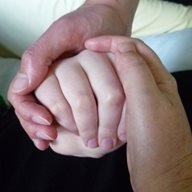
[21,47,35,62]
[117,40,137,54]
[103,88,124,106]
[75,95,94,111]
[79,129,95,140]
[21,47,37,67]
[50,102,69,116]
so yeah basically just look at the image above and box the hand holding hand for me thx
[35,50,125,152]
[86,36,192,191]
[7,2,129,150]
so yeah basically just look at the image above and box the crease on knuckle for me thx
[50,102,68,116]
[103,88,124,107]
[75,95,94,111]
[22,47,36,63]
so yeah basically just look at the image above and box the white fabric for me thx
[141,28,192,73]
[132,0,192,37]
[0,0,85,56]
[0,0,192,101]
[1,28,192,101]
[0,0,192,56]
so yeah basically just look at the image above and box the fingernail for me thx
[12,73,29,92]
[36,131,54,140]
[87,138,98,148]
[33,139,48,151]
[100,138,114,151]
[32,116,51,125]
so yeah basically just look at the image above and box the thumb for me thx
[85,36,160,97]
[10,20,81,94]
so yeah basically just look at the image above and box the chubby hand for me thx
[35,50,126,154]
[7,2,128,150]
[86,36,192,191]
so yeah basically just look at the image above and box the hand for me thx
[35,50,125,151]
[7,2,130,150]
[49,123,124,158]
[86,36,192,191]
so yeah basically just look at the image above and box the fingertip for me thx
[32,115,52,126]
[99,137,116,151]
[85,36,112,52]
[86,138,98,148]
[85,39,98,50]
[33,139,50,151]
[35,130,56,141]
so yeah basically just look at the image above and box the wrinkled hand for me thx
[8,3,127,150]
[86,36,192,191]
[35,50,125,152]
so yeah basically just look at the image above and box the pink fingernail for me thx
[33,139,48,151]
[100,138,114,151]
[87,138,98,148]
[36,131,54,140]
[32,116,51,125]
[12,73,29,92]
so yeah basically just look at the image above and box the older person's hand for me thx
[86,36,192,191]
[8,0,138,150]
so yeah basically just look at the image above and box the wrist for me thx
[85,0,139,35]
[132,150,192,192]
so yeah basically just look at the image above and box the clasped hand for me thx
[35,47,126,157]
[34,36,192,164]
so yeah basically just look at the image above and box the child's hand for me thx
[35,50,125,151]
[49,123,125,158]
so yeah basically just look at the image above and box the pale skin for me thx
[35,50,126,151]
[36,36,192,191]
[8,0,139,150]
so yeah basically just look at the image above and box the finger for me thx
[55,58,98,148]
[35,72,77,133]
[15,112,54,151]
[133,39,178,94]
[8,93,57,142]
[85,36,176,92]
[50,126,125,158]
[10,16,83,95]
[78,50,124,151]
[8,93,53,125]
[115,47,160,100]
